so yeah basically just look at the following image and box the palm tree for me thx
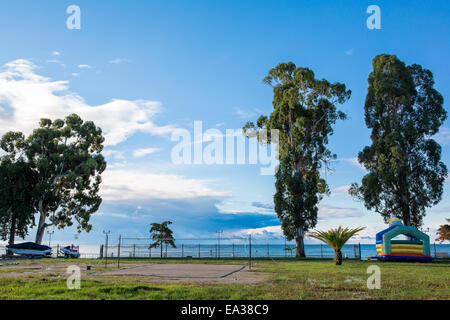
[149,221,176,258]
[308,226,365,265]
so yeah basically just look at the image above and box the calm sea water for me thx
[70,243,450,259]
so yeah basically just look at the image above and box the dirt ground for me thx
[0,260,270,284]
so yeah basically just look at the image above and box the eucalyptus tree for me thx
[243,62,351,257]
[1,114,107,244]
[149,221,176,258]
[349,54,447,227]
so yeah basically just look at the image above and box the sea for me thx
[56,243,450,260]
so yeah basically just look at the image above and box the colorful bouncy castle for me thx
[375,218,432,262]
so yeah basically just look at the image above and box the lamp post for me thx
[47,230,54,247]
[103,230,110,268]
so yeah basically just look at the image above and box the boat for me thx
[6,242,52,258]
[60,246,80,259]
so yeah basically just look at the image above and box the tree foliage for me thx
[0,157,38,245]
[1,114,107,244]
[243,62,350,257]
[349,54,447,227]
[308,226,365,265]
[436,219,450,243]
[149,221,176,258]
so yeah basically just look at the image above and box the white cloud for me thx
[100,169,229,201]
[216,200,275,216]
[318,205,363,220]
[229,225,283,239]
[102,150,125,159]
[330,185,351,198]
[133,148,159,158]
[109,58,131,64]
[434,127,450,145]
[346,49,354,56]
[52,51,62,56]
[78,64,92,69]
[46,59,65,67]
[0,59,177,146]
[340,157,365,170]
[233,107,256,119]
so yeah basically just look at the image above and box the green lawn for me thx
[0,259,448,300]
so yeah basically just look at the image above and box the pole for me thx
[249,234,252,270]
[103,230,110,268]
[182,244,184,258]
[117,235,121,269]
[358,243,361,260]
[198,243,200,258]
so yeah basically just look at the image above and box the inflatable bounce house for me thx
[375,218,432,262]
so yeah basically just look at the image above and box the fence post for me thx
[249,234,252,270]
[358,243,361,260]
[434,243,437,257]
[133,244,136,258]
[232,243,235,258]
[117,235,121,269]
[182,244,184,258]
[100,245,104,259]
[56,244,59,258]
[198,243,200,258]
[267,243,269,257]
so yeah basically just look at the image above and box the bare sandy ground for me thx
[0,260,271,284]
[101,263,269,284]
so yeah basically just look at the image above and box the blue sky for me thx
[0,0,449,245]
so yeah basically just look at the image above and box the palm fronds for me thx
[308,226,366,251]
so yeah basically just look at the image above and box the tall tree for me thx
[436,219,450,243]
[0,157,37,248]
[243,62,351,257]
[1,114,107,244]
[349,54,447,227]
[149,221,176,258]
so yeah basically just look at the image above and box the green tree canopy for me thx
[0,157,38,246]
[243,62,351,257]
[1,113,107,244]
[349,54,447,227]
[149,221,176,258]
[436,219,450,243]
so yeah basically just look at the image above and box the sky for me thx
[0,0,449,245]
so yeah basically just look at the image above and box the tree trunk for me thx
[160,241,163,258]
[295,228,306,258]
[334,249,342,265]
[9,216,16,245]
[7,215,16,255]
[35,201,47,245]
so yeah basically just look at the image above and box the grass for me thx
[0,259,448,300]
